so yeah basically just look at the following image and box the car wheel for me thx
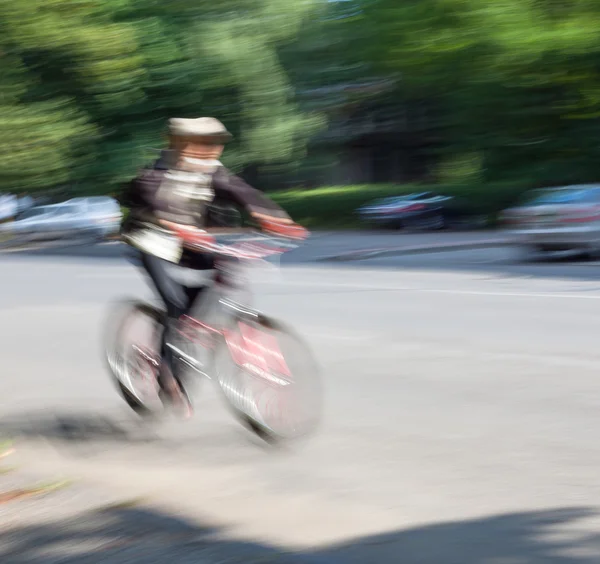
[580,247,600,261]
[422,214,445,231]
[405,215,439,231]
[517,244,547,263]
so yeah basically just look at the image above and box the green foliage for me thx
[271,182,529,227]
[0,0,324,194]
[273,184,403,227]
[3,0,600,202]
[363,0,600,187]
[0,99,97,191]
[437,152,484,186]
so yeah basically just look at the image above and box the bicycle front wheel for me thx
[213,313,322,443]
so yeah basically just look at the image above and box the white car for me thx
[1,196,122,242]
[502,185,600,257]
[0,194,18,221]
[62,197,122,238]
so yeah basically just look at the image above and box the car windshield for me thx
[522,187,600,206]
[54,205,78,215]
[368,194,426,207]
[91,202,117,212]
[17,207,51,219]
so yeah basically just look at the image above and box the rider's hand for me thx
[159,220,214,249]
[159,219,194,232]
[251,212,293,225]
[252,213,308,240]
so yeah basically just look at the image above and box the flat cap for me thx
[168,117,232,142]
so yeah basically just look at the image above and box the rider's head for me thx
[167,117,232,165]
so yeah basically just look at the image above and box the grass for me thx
[269,182,528,228]
[271,184,402,228]
[0,439,15,475]
[0,480,71,504]
[0,440,14,459]
[0,436,74,504]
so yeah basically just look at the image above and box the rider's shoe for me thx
[159,384,193,419]
[158,364,194,419]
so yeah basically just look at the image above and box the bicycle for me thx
[104,222,321,443]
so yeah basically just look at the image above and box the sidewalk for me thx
[0,441,333,564]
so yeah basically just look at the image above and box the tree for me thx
[0,0,325,194]
[362,0,600,186]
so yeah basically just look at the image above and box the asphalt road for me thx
[2,236,600,561]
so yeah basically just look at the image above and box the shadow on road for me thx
[1,505,598,562]
[0,410,159,448]
[0,409,280,463]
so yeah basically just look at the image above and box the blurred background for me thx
[3,1,600,562]
[3,0,600,230]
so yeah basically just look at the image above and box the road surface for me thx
[1,237,600,561]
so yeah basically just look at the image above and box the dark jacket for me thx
[121,152,289,265]
[123,153,287,226]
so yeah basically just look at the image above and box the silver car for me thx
[502,185,600,257]
[63,197,122,238]
[1,196,122,242]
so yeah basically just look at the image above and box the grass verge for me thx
[270,182,527,228]
[0,440,14,459]
[0,480,71,504]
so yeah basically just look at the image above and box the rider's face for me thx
[172,136,224,163]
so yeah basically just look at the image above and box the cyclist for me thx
[121,117,298,416]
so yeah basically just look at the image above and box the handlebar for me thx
[170,223,309,260]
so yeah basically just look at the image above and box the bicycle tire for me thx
[212,312,322,444]
[103,299,164,417]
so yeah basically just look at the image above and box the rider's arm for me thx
[212,168,292,223]
[158,168,299,245]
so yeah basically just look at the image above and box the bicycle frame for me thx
[122,228,303,391]
[140,250,290,388]
[107,224,322,442]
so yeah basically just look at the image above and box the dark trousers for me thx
[139,252,214,386]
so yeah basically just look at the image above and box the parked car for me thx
[0,196,122,242]
[357,191,480,230]
[501,184,600,257]
[63,197,122,238]
[0,194,17,222]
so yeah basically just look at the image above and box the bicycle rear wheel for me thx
[213,312,322,443]
[104,299,164,416]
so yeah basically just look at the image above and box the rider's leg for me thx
[181,252,217,322]
[139,253,192,410]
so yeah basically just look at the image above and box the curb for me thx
[0,238,118,254]
[0,235,512,264]
[317,239,511,262]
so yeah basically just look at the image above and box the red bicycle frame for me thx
[176,314,292,381]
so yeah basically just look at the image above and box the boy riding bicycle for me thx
[121,117,302,416]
